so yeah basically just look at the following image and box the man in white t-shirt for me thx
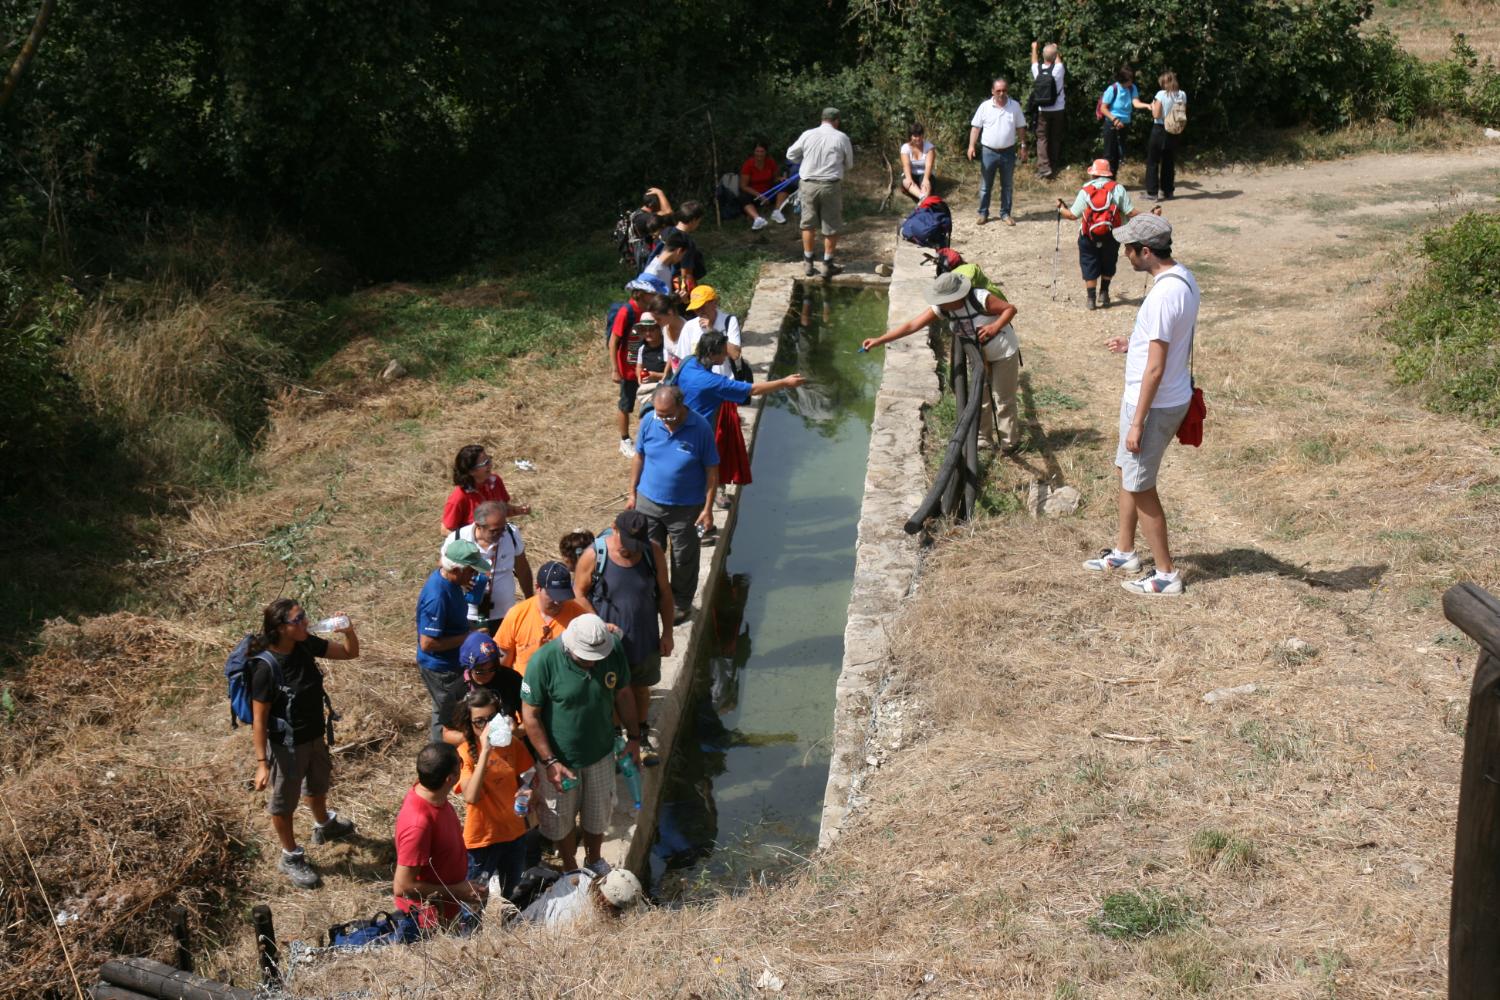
[862,271,1023,452]
[676,285,743,377]
[1083,214,1199,596]
[446,500,531,631]
[1029,41,1066,179]
[967,78,1028,226]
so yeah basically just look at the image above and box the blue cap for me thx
[460,632,499,670]
[535,561,575,601]
[628,274,669,296]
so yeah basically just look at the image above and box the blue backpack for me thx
[590,529,658,600]
[605,300,634,347]
[224,634,282,730]
[328,910,423,950]
[900,196,952,249]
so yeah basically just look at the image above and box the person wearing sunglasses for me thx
[451,689,534,900]
[441,444,530,532]
[246,598,360,889]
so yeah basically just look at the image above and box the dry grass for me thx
[1369,0,1500,61]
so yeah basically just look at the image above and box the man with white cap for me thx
[416,538,490,741]
[862,271,1024,454]
[1084,213,1199,596]
[520,613,641,874]
[519,865,644,926]
[1055,158,1160,311]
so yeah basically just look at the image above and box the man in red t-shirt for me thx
[738,139,790,231]
[392,742,485,927]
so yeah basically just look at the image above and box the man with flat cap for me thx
[1083,213,1200,597]
[572,510,674,765]
[786,107,854,277]
[862,270,1024,454]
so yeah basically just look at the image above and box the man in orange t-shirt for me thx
[496,561,585,677]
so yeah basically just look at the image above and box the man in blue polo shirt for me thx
[627,384,718,625]
[416,537,490,740]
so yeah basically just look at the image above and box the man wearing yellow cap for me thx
[674,285,744,378]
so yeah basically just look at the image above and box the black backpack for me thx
[1032,65,1059,107]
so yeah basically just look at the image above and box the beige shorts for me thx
[537,752,616,840]
[266,738,331,815]
[799,179,843,235]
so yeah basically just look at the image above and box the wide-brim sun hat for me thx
[923,270,973,307]
[597,868,643,908]
[1087,158,1113,178]
[561,613,613,661]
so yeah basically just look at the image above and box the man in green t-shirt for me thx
[520,614,642,874]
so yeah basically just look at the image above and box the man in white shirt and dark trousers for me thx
[1030,41,1066,179]
[968,78,1027,226]
[786,108,855,278]
[1083,214,1199,596]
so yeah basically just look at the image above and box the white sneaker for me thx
[1082,548,1141,572]
[1121,571,1184,596]
[771,209,787,225]
[751,216,769,231]
[619,438,636,458]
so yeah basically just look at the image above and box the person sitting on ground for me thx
[559,530,597,572]
[445,500,531,635]
[899,122,936,202]
[639,230,691,305]
[676,331,806,514]
[417,538,490,742]
[452,688,534,900]
[520,614,642,875]
[739,139,790,231]
[393,741,487,929]
[519,866,643,927]
[496,561,585,679]
[673,285,743,376]
[442,444,529,532]
[572,510,673,766]
[1055,158,1162,311]
[863,271,1023,454]
[629,385,718,625]
[248,598,361,890]
[636,317,668,391]
[613,305,656,460]
[1145,71,1187,202]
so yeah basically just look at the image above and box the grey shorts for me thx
[799,178,843,235]
[266,738,332,815]
[537,752,616,840]
[1115,398,1189,492]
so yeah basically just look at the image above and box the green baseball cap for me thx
[441,537,493,574]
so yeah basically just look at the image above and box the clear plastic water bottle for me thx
[486,714,513,748]
[513,767,535,816]
[312,614,350,633]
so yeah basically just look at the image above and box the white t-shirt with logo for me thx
[970,98,1026,150]
[673,312,742,376]
[931,288,1019,362]
[1124,264,1198,408]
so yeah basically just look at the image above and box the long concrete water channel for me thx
[596,270,897,894]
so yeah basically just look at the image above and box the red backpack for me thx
[1080,181,1122,238]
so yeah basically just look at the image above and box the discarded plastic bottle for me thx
[312,615,350,633]
[514,767,535,816]
[614,735,643,811]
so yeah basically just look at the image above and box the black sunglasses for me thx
[471,713,497,728]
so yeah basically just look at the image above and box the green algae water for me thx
[651,284,887,897]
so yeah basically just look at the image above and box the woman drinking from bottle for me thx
[453,689,534,899]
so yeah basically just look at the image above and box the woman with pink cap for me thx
[1055,159,1161,311]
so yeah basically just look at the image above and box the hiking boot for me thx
[751,216,769,231]
[1121,571,1184,596]
[278,850,322,889]
[976,213,989,226]
[619,438,636,459]
[311,812,355,845]
[672,606,691,627]
[1086,295,1097,311]
[1099,289,1111,309]
[1083,548,1141,573]
[822,259,842,278]
[804,258,817,277]
[771,208,787,224]
[715,489,732,511]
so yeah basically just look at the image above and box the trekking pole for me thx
[1050,213,1061,300]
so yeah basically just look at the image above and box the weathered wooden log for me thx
[89,985,157,1000]
[1445,582,1500,1000]
[99,956,254,1000]
[251,903,281,985]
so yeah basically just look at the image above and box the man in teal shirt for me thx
[520,614,641,874]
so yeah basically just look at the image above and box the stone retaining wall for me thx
[818,243,937,847]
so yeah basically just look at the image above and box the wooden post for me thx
[99,956,254,1000]
[168,905,192,972]
[250,904,280,987]
[89,987,157,1000]
[1444,582,1500,1000]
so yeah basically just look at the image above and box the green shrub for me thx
[1389,212,1500,423]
